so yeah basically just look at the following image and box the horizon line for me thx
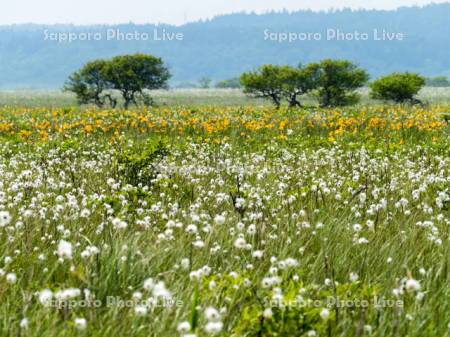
[0,2,448,28]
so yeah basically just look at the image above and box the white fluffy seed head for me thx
[57,240,73,260]
[405,278,421,292]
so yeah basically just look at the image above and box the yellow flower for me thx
[84,125,94,133]
[20,130,33,139]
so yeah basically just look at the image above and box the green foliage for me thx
[101,187,155,217]
[241,60,368,108]
[215,78,242,89]
[280,64,320,107]
[104,54,171,108]
[64,60,116,108]
[65,54,170,109]
[240,65,287,108]
[426,76,450,87]
[313,59,369,107]
[370,72,426,104]
[229,279,380,337]
[190,285,200,331]
[198,77,212,89]
[116,139,168,186]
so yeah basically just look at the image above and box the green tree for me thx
[280,64,320,107]
[370,72,425,104]
[215,78,241,89]
[64,60,116,108]
[198,77,212,89]
[313,59,369,107]
[240,65,287,108]
[425,76,450,87]
[104,54,171,109]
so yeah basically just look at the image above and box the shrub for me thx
[198,77,212,89]
[215,78,241,89]
[116,139,168,187]
[425,76,450,87]
[370,72,425,104]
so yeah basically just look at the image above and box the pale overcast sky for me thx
[1,0,448,25]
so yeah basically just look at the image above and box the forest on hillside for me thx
[1,3,450,88]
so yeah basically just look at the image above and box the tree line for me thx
[66,54,426,109]
[240,60,426,108]
[3,4,450,88]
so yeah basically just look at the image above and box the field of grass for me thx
[1,87,450,108]
[0,89,263,108]
[0,103,448,337]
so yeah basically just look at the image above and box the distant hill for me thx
[1,3,450,89]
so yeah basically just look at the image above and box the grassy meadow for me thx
[1,87,450,108]
[0,96,448,336]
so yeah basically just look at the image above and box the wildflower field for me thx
[0,104,448,337]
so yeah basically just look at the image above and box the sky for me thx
[1,0,448,25]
